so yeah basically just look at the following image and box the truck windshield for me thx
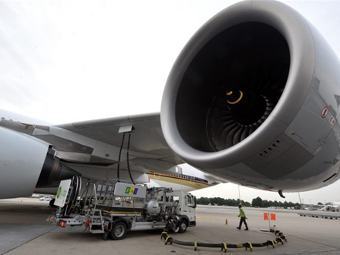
[186,195,196,208]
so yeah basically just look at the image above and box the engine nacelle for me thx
[0,127,76,198]
[161,1,340,192]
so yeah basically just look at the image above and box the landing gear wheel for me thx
[178,219,188,233]
[109,222,128,240]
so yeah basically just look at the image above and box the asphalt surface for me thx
[1,199,340,254]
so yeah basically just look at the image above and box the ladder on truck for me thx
[82,181,116,233]
[87,209,104,234]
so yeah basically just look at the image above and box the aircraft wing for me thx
[55,113,183,169]
[0,111,225,191]
[0,112,182,173]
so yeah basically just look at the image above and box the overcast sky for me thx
[1,0,340,204]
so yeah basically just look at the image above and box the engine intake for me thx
[176,22,290,152]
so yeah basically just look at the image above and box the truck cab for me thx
[172,191,196,227]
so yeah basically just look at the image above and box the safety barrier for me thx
[160,229,287,253]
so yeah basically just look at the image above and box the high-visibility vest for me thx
[238,208,246,218]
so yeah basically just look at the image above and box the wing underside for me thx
[0,111,225,188]
[0,113,182,175]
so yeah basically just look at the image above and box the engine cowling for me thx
[0,127,76,198]
[161,1,340,192]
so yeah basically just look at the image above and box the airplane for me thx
[318,202,340,212]
[1,0,340,200]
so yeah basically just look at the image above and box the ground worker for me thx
[237,204,249,230]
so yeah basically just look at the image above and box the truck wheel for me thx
[178,219,188,233]
[167,221,179,233]
[110,222,128,240]
[172,224,180,233]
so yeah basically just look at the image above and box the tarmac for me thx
[1,198,340,255]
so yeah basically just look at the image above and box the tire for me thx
[178,219,188,233]
[172,224,180,233]
[109,222,128,240]
[167,218,180,233]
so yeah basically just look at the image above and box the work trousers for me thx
[238,217,248,229]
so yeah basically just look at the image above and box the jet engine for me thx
[161,1,340,191]
[0,127,76,198]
